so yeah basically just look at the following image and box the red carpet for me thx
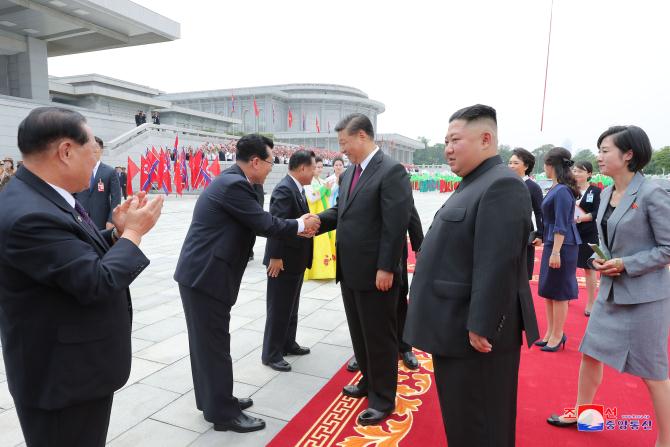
[269,249,663,446]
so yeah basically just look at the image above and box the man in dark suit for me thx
[174,134,320,433]
[116,166,128,200]
[0,107,163,446]
[404,105,539,447]
[74,136,121,230]
[347,203,423,372]
[249,183,265,261]
[262,150,316,372]
[318,114,412,426]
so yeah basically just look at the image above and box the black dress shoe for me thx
[357,408,393,426]
[401,351,419,370]
[284,345,310,356]
[547,414,577,427]
[214,413,266,433]
[346,358,359,372]
[238,397,253,410]
[263,359,291,372]
[342,384,367,399]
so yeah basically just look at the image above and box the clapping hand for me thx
[299,213,320,238]
[120,193,164,245]
[112,191,149,234]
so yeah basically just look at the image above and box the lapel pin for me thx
[631,202,638,209]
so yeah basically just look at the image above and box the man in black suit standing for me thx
[0,107,163,446]
[318,114,412,426]
[117,166,128,200]
[174,134,320,433]
[262,150,316,372]
[74,136,121,230]
[404,105,539,447]
[347,203,423,372]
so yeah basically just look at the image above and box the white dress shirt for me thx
[47,182,75,208]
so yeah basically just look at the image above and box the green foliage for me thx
[646,146,670,175]
[499,144,512,164]
[413,137,446,165]
[573,149,599,173]
[531,144,554,174]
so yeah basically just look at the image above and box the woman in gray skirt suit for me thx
[547,126,670,447]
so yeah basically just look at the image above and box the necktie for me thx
[301,188,308,206]
[348,164,362,195]
[74,199,97,230]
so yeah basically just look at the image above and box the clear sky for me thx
[48,0,670,152]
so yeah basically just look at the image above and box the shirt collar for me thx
[288,174,304,192]
[457,155,503,191]
[93,161,101,177]
[523,175,530,182]
[360,146,380,172]
[47,182,75,208]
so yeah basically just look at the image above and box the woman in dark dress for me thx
[572,161,601,316]
[508,148,544,279]
[536,147,581,352]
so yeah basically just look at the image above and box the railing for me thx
[105,123,240,155]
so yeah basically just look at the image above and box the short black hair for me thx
[236,133,273,162]
[334,113,374,139]
[449,104,497,124]
[17,107,89,156]
[597,125,652,172]
[95,136,103,148]
[314,156,323,164]
[574,161,593,181]
[511,147,535,175]
[333,156,344,166]
[289,150,315,171]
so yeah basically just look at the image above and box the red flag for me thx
[288,109,293,128]
[191,150,202,188]
[253,97,259,117]
[127,156,139,196]
[174,155,183,196]
[140,155,148,191]
[208,158,221,177]
[315,115,320,133]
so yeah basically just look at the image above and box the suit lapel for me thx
[596,186,611,240]
[285,175,308,214]
[16,167,109,252]
[606,172,644,248]
[342,151,383,215]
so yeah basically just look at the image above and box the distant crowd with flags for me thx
[124,135,344,196]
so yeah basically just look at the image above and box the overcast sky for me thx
[48,0,670,152]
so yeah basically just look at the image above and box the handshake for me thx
[298,213,321,238]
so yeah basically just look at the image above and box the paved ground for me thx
[0,190,448,447]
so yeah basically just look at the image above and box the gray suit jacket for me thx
[596,172,670,305]
[404,156,539,357]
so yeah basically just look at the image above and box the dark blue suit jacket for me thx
[174,164,298,302]
[74,162,121,229]
[0,167,149,409]
[263,175,313,274]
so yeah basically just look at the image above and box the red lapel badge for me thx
[631,202,638,209]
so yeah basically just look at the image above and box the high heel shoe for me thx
[533,339,549,347]
[541,334,567,352]
[547,414,577,427]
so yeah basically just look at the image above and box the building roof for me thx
[0,0,179,57]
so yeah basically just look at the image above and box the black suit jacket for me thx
[576,184,601,241]
[74,162,121,229]
[525,178,544,240]
[408,203,424,251]
[174,164,298,302]
[405,156,539,357]
[119,172,128,193]
[263,175,313,274]
[0,167,149,409]
[319,150,412,290]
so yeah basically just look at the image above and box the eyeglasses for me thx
[258,158,274,166]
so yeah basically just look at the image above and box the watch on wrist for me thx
[111,226,120,243]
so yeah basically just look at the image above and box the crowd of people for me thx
[0,105,669,447]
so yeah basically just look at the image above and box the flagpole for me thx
[540,0,554,131]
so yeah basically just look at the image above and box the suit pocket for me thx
[433,280,471,300]
[440,207,466,222]
[58,321,117,344]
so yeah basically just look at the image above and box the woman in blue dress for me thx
[536,147,581,352]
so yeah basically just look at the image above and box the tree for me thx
[532,144,554,174]
[498,144,512,164]
[646,146,670,175]
[573,149,599,173]
[413,142,446,165]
